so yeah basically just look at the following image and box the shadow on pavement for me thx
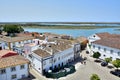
[19,73,36,80]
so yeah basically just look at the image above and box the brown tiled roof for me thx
[49,39,72,51]
[16,33,32,37]
[33,39,73,58]
[96,32,110,39]
[93,38,120,49]
[33,49,51,58]
[72,36,88,44]
[0,55,29,69]
[0,50,17,58]
[0,36,34,42]
[44,32,61,38]
[96,32,120,39]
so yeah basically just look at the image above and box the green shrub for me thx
[93,52,101,59]
[90,74,100,80]
[112,59,120,69]
[45,65,76,79]
[105,57,112,63]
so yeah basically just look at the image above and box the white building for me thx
[0,54,29,80]
[25,39,80,75]
[88,32,120,60]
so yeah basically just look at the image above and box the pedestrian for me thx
[84,61,86,65]
[81,61,83,64]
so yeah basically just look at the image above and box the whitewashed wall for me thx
[0,64,29,80]
[31,47,74,74]
[88,34,101,44]
[91,43,120,60]
[52,47,74,68]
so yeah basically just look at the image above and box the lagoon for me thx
[24,28,120,38]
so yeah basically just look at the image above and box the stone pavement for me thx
[59,50,120,80]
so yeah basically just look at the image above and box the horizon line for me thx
[0,22,120,24]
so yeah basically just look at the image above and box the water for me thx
[24,28,120,38]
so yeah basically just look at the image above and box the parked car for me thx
[110,70,120,77]
[94,59,102,63]
[83,57,87,60]
[86,51,89,54]
[101,61,108,66]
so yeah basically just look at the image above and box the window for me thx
[49,59,53,63]
[104,48,106,52]
[103,55,106,57]
[20,65,25,69]
[110,50,113,54]
[21,74,26,78]
[98,47,101,50]
[118,52,120,56]
[43,61,46,65]
[11,67,16,72]
[0,69,6,74]
[28,54,32,59]
[58,57,60,60]
[93,45,95,48]
[11,74,17,79]
[49,67,52,70]
[54,58,56,63]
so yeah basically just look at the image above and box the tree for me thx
[3,25,24,34]
[90,74,100,80]
[112,59,120,69]
[105,57,112,63]
[93,52,101,59]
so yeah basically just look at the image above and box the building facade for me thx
[0,55,29,80]
[25,39,80,74]
[88,32,120,60]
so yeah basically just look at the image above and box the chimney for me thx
[51,49,54,55]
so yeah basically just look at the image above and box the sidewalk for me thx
[29,68,47,80]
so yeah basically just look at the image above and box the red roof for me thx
[0,50,17,58]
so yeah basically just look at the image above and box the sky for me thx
[0,0,120,22]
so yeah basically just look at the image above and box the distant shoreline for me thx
[23,26,120,29]
[114,28,120,31]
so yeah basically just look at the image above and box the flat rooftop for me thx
[25,43,36,47]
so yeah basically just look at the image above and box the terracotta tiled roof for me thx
[93,38,120,49]
[96,32,110,39]
[72,36,88,44]
[48,39,72,51]
[0,36,34,42]
[93,33,120,49]
[16,33,32,37]
[96,32,120,39]
[0,55,29,68]
[33,49,51,58]
[33,39,73,58]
